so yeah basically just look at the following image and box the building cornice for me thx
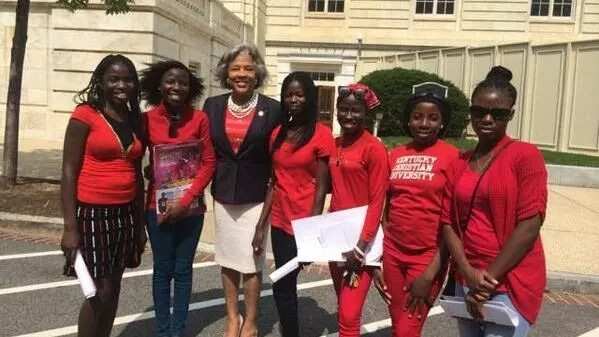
[265,40,445,51]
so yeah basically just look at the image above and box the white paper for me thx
[74,250,97,299]
[269,257,300,283]
[439,296,520,327]
[269,206,384,282]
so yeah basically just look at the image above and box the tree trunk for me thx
[1,0,30,188]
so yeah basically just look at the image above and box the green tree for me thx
[1,0,133,188]
[360,68,470,138]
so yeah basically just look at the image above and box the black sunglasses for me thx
[338,86,365,100]
[469,105,513,121]
[412,82,448,100]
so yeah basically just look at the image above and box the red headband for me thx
[347,83,381,111]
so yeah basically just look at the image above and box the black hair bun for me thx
[486,66,512,82]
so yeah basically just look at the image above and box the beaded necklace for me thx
[227,92,258,119]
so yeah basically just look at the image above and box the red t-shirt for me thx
[225,107,256,154]
[270,123,335,235]
[70,104,143,205]
[329,131,389,243]
[145,103,216,210]
[386,140,459,253]
[455,166,507,292]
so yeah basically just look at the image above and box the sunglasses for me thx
[338,86,365,100]
[469,105,513,121]
[412,82,449,100]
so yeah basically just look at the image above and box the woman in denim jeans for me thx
[141,61,216,337]
[441,66,547,337]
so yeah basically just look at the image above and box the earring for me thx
[441,124,444,128]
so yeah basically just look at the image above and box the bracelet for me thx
[353,245,365,257]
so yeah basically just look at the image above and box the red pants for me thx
[329,262,375,337]
[383,248,443,337]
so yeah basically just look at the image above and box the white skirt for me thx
[214,201,266,273]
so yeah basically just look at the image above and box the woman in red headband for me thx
[328,83,390,337]
[384,82,459,337]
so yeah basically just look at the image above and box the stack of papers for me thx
[269,206,383,282]
[439,296,520,327]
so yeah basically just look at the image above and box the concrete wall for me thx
[0,0,249,150]
[365,39,599,156]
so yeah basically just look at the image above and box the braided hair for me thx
[271,71,318,153]
[75,54,142,137]
[472,65,517,107]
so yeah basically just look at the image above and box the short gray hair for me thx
[215,44,268,89]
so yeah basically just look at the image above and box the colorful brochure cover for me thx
[153,141,202,219]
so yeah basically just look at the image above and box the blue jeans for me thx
[146,212,203,337]
[455,285,531,337]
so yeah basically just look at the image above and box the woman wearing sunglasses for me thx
[384,82,459,337]
[252,71,334,337]
[327,83,390,337]
[140,61,216,337]
[441,66,547,337]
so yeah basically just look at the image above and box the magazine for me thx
[153,141,203,221]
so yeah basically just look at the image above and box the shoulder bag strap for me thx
[453,139,514,237]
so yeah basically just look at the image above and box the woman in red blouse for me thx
[61,54,146,337]
[328,83,390,337]
[442,66,547,337]
[140,61,216,337]
[384,82,459,337]
[252,71,334,337]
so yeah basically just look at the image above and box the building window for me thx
[308,0,344,13]
[415,0,454,15]
[531,0,572,17]
[308,0,325,12]
[310,72,335,82]
[328,0,345,12]
[436,0,455,14]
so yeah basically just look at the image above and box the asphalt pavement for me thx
[1,237,598,337]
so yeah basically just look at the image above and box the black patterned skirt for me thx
[64,202,136,279]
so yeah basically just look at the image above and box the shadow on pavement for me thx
[114,290,336,337]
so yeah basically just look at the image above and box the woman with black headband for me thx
[327,83,390,337]
[384,82,459,337]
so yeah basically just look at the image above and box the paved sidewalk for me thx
[0,143,63,180]
[543,185,599,276]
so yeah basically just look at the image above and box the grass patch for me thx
[381,137,599,168]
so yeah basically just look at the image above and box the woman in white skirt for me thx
[203,44,284,337]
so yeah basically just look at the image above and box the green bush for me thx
[360,68,469,138]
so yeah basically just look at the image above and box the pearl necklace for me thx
[228,93,258,119]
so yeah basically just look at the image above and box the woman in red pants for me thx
[384,82,459,337]
[328,83,390,337]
